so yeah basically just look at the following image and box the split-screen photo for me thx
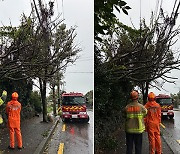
[0,0,180,154]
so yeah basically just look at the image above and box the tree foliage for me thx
[100,4,180,103]
[84,90,93,107]
[95,0,132,152]
[29,91,42,113]
[0,0,80,122]
[171,91,180,108]
[95,0,131,41]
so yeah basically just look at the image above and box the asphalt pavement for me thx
[44,110,93,154]
[0,114,57,154]
[104,109,180,154]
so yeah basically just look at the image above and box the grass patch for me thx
[47,106,53,113]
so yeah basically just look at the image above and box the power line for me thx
[76,59,93,62]
[67,72,93,74]
[140,0,141,29]
[78,56,93,59]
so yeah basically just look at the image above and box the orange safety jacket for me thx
[6,100,21,128]
[144,101,161,126]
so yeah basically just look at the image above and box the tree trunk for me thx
[39,78,48,122]
[145,82,149,102]
[57,76,60,109]
[141,82,149,105]
[52,84,57,115]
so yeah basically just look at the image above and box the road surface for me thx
[161,110,180,153]
[43,110,93,154]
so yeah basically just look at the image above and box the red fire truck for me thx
[61,92,89,122]
[156,94,174,119]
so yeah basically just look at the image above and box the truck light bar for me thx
[156,94,171,98]
[62,92,83,96]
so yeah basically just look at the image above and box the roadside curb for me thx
[33,118,59,154]
[174,108,180,111]
[162,128,180,154]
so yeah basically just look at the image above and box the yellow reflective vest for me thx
[0,90,7,124]
[124,101,147,133]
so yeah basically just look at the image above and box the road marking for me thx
[58,143,64,154]
[177,140,180,144]
[62,124,66,131]
[160,123,166,129]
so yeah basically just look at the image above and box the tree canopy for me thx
[0,0,80,122]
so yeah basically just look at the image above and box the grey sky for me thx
[61,0,93,95]
[118,0,180,95]
[0,0,93,95]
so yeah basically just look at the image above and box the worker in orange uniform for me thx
[144,92,162,154]
[6,92,23,150]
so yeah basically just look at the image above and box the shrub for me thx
[30,91,42,113]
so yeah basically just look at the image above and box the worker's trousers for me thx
[147,123,161,154]
[126,132,142,154]
[9,127,22,148]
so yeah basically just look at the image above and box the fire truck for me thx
[156,94,174,119]
[61,92,89,122]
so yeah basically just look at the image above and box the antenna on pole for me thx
[62,0,64,20]
[140,0,142,33]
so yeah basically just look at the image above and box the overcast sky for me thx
[118,0,180,95]
[0,0,93,95]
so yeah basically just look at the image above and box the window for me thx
[156,98,172,105]
[62,96,85,105]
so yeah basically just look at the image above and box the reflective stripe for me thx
[127,113,144,118]
[125,102,147,133]
[126,127,145,133]
[126,113,146,133]
[138,118,143,132]
[8,104,21,110]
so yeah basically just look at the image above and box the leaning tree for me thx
[99,1,180,104]
[0,0,80,122]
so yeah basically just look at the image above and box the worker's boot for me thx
[8,146,15,150]
[17,146,24,150]
[155,152,163,154]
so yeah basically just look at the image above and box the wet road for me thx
[162,110,180,141]
[43,110,93,154]
[161,110,180,152]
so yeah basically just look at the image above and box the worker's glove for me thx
[1,90,7,101]
[0,115,3,124]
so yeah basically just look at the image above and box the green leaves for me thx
[95,0,131,41]
[122,8,128,15]
[119,0,127,6]
[125,6,131,10]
